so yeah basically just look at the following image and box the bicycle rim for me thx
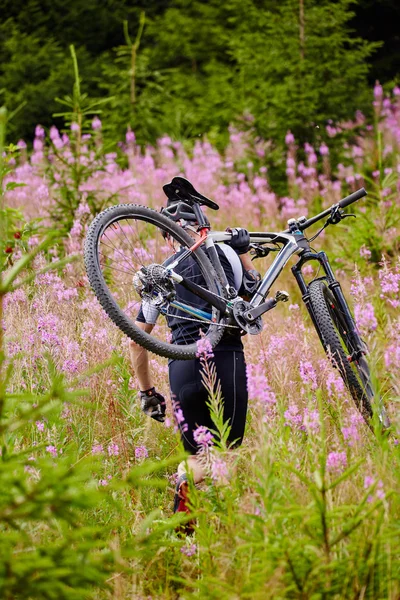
[84,204,225,360]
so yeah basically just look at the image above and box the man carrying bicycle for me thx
[129,181,260,521]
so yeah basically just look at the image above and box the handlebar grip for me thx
[338,188,367,209]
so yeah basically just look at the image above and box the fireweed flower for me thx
[193,426,214,448]
[180,544,197,557]
[246,363,277,406]
[326,452,347,473]
[320,143,329,156]
[302,408,320,433]
[173,399,188,433]
[211,457,229,483]
[299,361,318,390]
[196,335,214,359]
[46,445,58,458]
[364,475,375,488]
[35,125,45,139]
[284,404,303,428]
[135,446,149,460]
[354,303,377,334]
[326,371,346,399]
[92,117,102,130]
[107,442,119,457]
[374,81,383,98]
[285,131,295,145]
[359,246,372,259]
[341,411,364,446]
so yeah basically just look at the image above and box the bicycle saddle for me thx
[163,177,219,210]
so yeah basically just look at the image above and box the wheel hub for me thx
[133,264,176,303]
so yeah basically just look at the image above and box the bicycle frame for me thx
[166,227,364,354]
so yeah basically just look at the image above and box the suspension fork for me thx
[291,254,326,348]
[292,251,365,351]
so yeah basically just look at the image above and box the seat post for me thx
[192,204,210,229]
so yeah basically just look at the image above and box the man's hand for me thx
[139,387,166,423]
[226,227,250,255]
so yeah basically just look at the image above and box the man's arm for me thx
[129,321,166,422]
[129,321,154,391]
[239,253,254,273]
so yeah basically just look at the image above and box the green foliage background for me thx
[0,0,399,148]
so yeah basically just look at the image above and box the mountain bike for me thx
[84,177,390,427]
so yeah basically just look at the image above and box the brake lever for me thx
[328,206,357,225]
[249,243,279,261]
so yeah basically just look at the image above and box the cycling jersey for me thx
[136,244,244,352]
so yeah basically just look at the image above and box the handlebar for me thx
[337,187,367,209]
[297,187,367,232]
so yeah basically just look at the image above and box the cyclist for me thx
[129,196,260,519]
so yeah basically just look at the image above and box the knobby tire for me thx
[84,204,225,360]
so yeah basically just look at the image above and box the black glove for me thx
[226,227,250,255]
[139,388,166,423]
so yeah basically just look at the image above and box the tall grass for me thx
[1,86,400,597]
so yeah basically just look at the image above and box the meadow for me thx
[0,84,399,599]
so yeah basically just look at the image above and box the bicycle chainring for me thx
[231,299,263,335]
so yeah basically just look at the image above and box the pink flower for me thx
[92,117,102,130]
[107,442,119,457]
[284,404,303,428]
[173,401,188,433]
[364,476,375,488]
[36,421,45,432]
[211,457,229,483]
[359,246,371,259]
[180,544,197,557]
[193,426,214,448]
[354,303,377,334]
[299,361,318,390]
[341,411,363,446]
[373,82,383,98]
[46,445,58,458]
[326,452,347,473]
[35,125,45,139]
[92,444,104,455]
[135,446,149,460]
[285,131,295,145]
[246,363,276,405]
[326,371,346,398]
[126,130,136,144]
[302,408,320,432]
[196,335,214,359]
[319,143,329,156]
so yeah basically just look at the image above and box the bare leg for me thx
[177,455,206,484]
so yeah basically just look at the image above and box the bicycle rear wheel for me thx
[308,279,390,427]
[84,204,225,360]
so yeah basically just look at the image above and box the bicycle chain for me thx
[159,310,240,329]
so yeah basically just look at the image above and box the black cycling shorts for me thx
[169,351,248,454]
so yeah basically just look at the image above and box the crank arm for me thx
[244,290,289,321]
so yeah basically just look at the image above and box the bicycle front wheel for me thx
[84,204,225,360]
[308,279,389,427]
